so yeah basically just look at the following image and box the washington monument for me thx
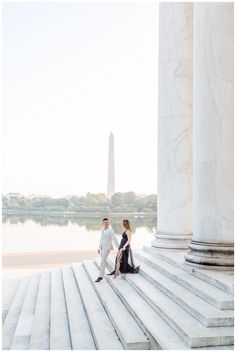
[107,132,115,197]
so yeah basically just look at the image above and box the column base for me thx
[151,232,192,249]
[185,240,234,269]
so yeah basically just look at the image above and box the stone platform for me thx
[2,247,234,350]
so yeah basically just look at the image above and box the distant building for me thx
[5,192,23,200]
[107,132,115,198]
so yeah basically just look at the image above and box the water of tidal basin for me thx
[2,215,156,254]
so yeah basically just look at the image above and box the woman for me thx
[108,219,140,277]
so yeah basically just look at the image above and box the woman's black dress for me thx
[116,232,136,273]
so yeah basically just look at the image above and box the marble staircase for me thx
[2,247,234,350]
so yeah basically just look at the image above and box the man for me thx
[95,218,119,282]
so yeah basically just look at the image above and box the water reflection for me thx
[2,214,157,234]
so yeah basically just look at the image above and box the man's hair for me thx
[103,218,109,221]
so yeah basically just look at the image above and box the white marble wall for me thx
[192,3,234,244]
[153,3,193,248]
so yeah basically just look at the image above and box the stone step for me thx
[72,263,123,350]
[143,246,234,294]
[184,265,234,295]
[10,275,40,350]
[116,262,234,348]
[62,266,96,350]
[143,246,186,268]
[135,250,233,310]
[83,260,150,350]
[133,256,233,327]
[94,257,189,350]
[29,272,51,350]
[50,269,71,350]
[2,279,21,324]
[195,345,234,350]
[2,276,30,350]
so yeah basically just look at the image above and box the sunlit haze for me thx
[3,2,158,197]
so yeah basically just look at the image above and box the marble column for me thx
[152,3,193,249]
[185,3,234,268]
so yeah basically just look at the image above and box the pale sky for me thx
[3,1,158,197]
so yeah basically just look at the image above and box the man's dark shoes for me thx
[95,277,103,282]
[134,266,140,274]
[107,270,115,276]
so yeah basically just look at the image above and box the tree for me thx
[134,199,144,212]
[111,193,124,207]
[85,193,99,205]
[95,193,108,202]
[70,196,80,205]
[54,199,70,208]
[124,192,136,203]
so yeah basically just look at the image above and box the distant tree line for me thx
[2,192,157,214]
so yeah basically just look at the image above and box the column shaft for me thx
[185,3,234,268]
[152,3,193,249]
